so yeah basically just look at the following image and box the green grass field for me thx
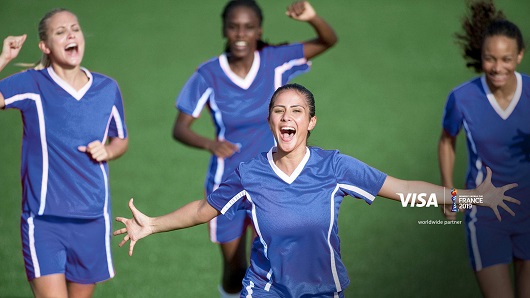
[1,1,529,297]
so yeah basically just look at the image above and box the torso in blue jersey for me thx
[177,44,309,194]
[0,67,128,218]
[207,146,387,296]
[442,72,530,219]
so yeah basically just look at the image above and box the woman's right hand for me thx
[208,139,239,158]
[1,35,27,64]
[114,199,154,256]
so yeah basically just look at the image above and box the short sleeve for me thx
[176,72,211,118]
[108,82,128,139]
[442,92,463,137]
[334,152,387,204]
[207,168,248,220]
[0,70,35,111]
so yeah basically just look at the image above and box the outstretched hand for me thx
[476,167,520,221]
[286,1,316,22]
[1,34,27,63]
[114,198,154,256]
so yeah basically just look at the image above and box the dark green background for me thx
[1,1,529,297]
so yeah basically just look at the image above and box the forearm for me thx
[105,137,128,161]
[438,132,456,188]
[308,15,338,48]
[150,199,219,233]
[173,125,213,151]
[380,176,473,205]
[0,56,10,73]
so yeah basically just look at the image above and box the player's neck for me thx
[273,146,307,176]
[227,54,254,79]
[487,74,517,110]
[51,64,89,91]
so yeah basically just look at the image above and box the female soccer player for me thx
[438,1,529,297]
[0,9,128,298]
[172,1,337,296]
[116,83,518,298]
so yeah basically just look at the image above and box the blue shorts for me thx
[208,209,251,243]
[465,206,530,271]
[21,211,115,283]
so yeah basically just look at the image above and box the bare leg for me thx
[67,281,96,298]
[219,231,248,295]
[475,263,514,298]
[29,274,68,298]
[515,259,530,298]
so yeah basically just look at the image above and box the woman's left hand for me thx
[286,1,316,22]
[475,167,520,221]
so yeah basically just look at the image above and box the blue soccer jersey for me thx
[177,44,309,195]
[0,67,128,218]
[207,146,387,296]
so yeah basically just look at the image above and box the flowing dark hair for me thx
[456,0,524,73]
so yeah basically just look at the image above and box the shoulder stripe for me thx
[192,88,213,117]
[338,183,376,202]
[220,190,248,214]
[274,58,308,90]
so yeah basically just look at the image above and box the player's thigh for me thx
[474,263,514,298]
[30,273,68,298]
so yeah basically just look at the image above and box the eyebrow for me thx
[272,104,305,108]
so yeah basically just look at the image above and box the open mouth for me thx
[280,126,296,141]
[65,42,78,54]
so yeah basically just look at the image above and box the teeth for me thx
[235,41,246,47]
[281,127,295,133]
[65,43,77,50]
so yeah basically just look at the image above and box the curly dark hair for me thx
[455,0,524,73]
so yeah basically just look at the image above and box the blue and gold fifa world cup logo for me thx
[450,188,458,212]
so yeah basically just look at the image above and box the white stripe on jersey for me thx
[462,120,484,186]
[468,206,483,271]
[273,58,308,90]
[6,93,49,215]
[28,214,41,277]
[100,163,115,277]
[111,105,126,139]
[338,183,376,202]
[329,185,342,292]
[192,88,212,117]
[221,190,248,214]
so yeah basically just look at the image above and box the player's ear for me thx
[308,116,317,131]
[38,40,51,55]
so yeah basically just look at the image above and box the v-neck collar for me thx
[267,146,310,185]
[47,66,93,101]
[481,72,522,120]
[219,51,260,90]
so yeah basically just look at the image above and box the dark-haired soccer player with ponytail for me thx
[438,1,530,297]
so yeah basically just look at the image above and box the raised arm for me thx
[286,1,337,60]
[378,167,519,221]
[0,34,27,108]
[114,198,220,256]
